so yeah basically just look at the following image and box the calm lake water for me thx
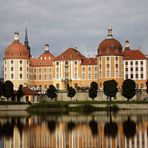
[0,111,147,148]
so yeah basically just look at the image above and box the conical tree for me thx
[122,79,136,101]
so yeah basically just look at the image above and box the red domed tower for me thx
[97,27,124,89]
[4,32,30,90]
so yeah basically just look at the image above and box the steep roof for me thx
[54,47,85,61]
[123,49,147,60]
[81,57,97,65]
[30,51,55,67]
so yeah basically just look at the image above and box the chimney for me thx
[14,32,19,41]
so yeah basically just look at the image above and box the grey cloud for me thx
[0,0,148,60]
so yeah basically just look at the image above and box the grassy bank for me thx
[27,100,148,114]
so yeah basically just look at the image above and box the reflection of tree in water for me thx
[3,121,14,138]
[104,113,118,138]
[0,123,3,138]
[47,120,57,134]
[16,118,24,136]
[67,121,76,132]
[123,117,136,139]
[89,120,98,137]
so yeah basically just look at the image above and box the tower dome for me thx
[5,32,30,59]
[98,27,123,56]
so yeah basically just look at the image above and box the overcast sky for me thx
[0,0,148,63]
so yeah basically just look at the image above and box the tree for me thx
[123,117,136,139]
[103,80,118,101]
[67,85,76,101]
[89,82,98,100]
[0,81,4,98]
[122,79,136,101]
[16,85,24,102]
[3,80,14,101]
[146,80,148,94]
[47,85,57,100]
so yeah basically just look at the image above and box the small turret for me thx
[124,40,130,51]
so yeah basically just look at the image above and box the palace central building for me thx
[4,28,148,91]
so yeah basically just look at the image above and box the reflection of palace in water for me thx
[2,113,148,148]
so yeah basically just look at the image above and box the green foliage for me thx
[103,80,118,101]
[89,82,98,100]
[146,80,148,94]
[16,85,24,102]
[0,81,3,98]
[3,80,14,100]
[67,85,76,99]
[123,117,136,139]
[47,85,57,100]
[122,79,136,101]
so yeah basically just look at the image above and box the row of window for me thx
[5,60,29,65]
[8,73,29,79]
[125,61,144,65]
[125,74,144,79]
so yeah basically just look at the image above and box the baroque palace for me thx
[4,27,148,91]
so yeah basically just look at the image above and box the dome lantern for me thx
[107,26,113,38]
[14,32,19,41]
[44,44,49,51]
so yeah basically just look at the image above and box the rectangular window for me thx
[107,64,110,68]
[44,75,46,80]
[140,61,143,65]
[141,74,143,79]
[20,67,22,71]
[82,73,85,80]
[11,67,13,71]
[115,64,118,68]
[34,75,36,80]
[49,74,52,80]
[135,61,138,65]
[126,74,128,79]
[131,74,133,79]
[131,68,133,71]
[126,68,128,72]
[131,61,133,65]
[11,60,13,64]
[136,67,138,71]
[20,74,22,79]
[39,68,41,73]
[115,57,118,61]
[107,57,109,61]
[141,67,143,71]
[39,75,41,80]
[20,60,22,64]
[125,61,128,65]
[136,74,138,79]
[11,74,14,79]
